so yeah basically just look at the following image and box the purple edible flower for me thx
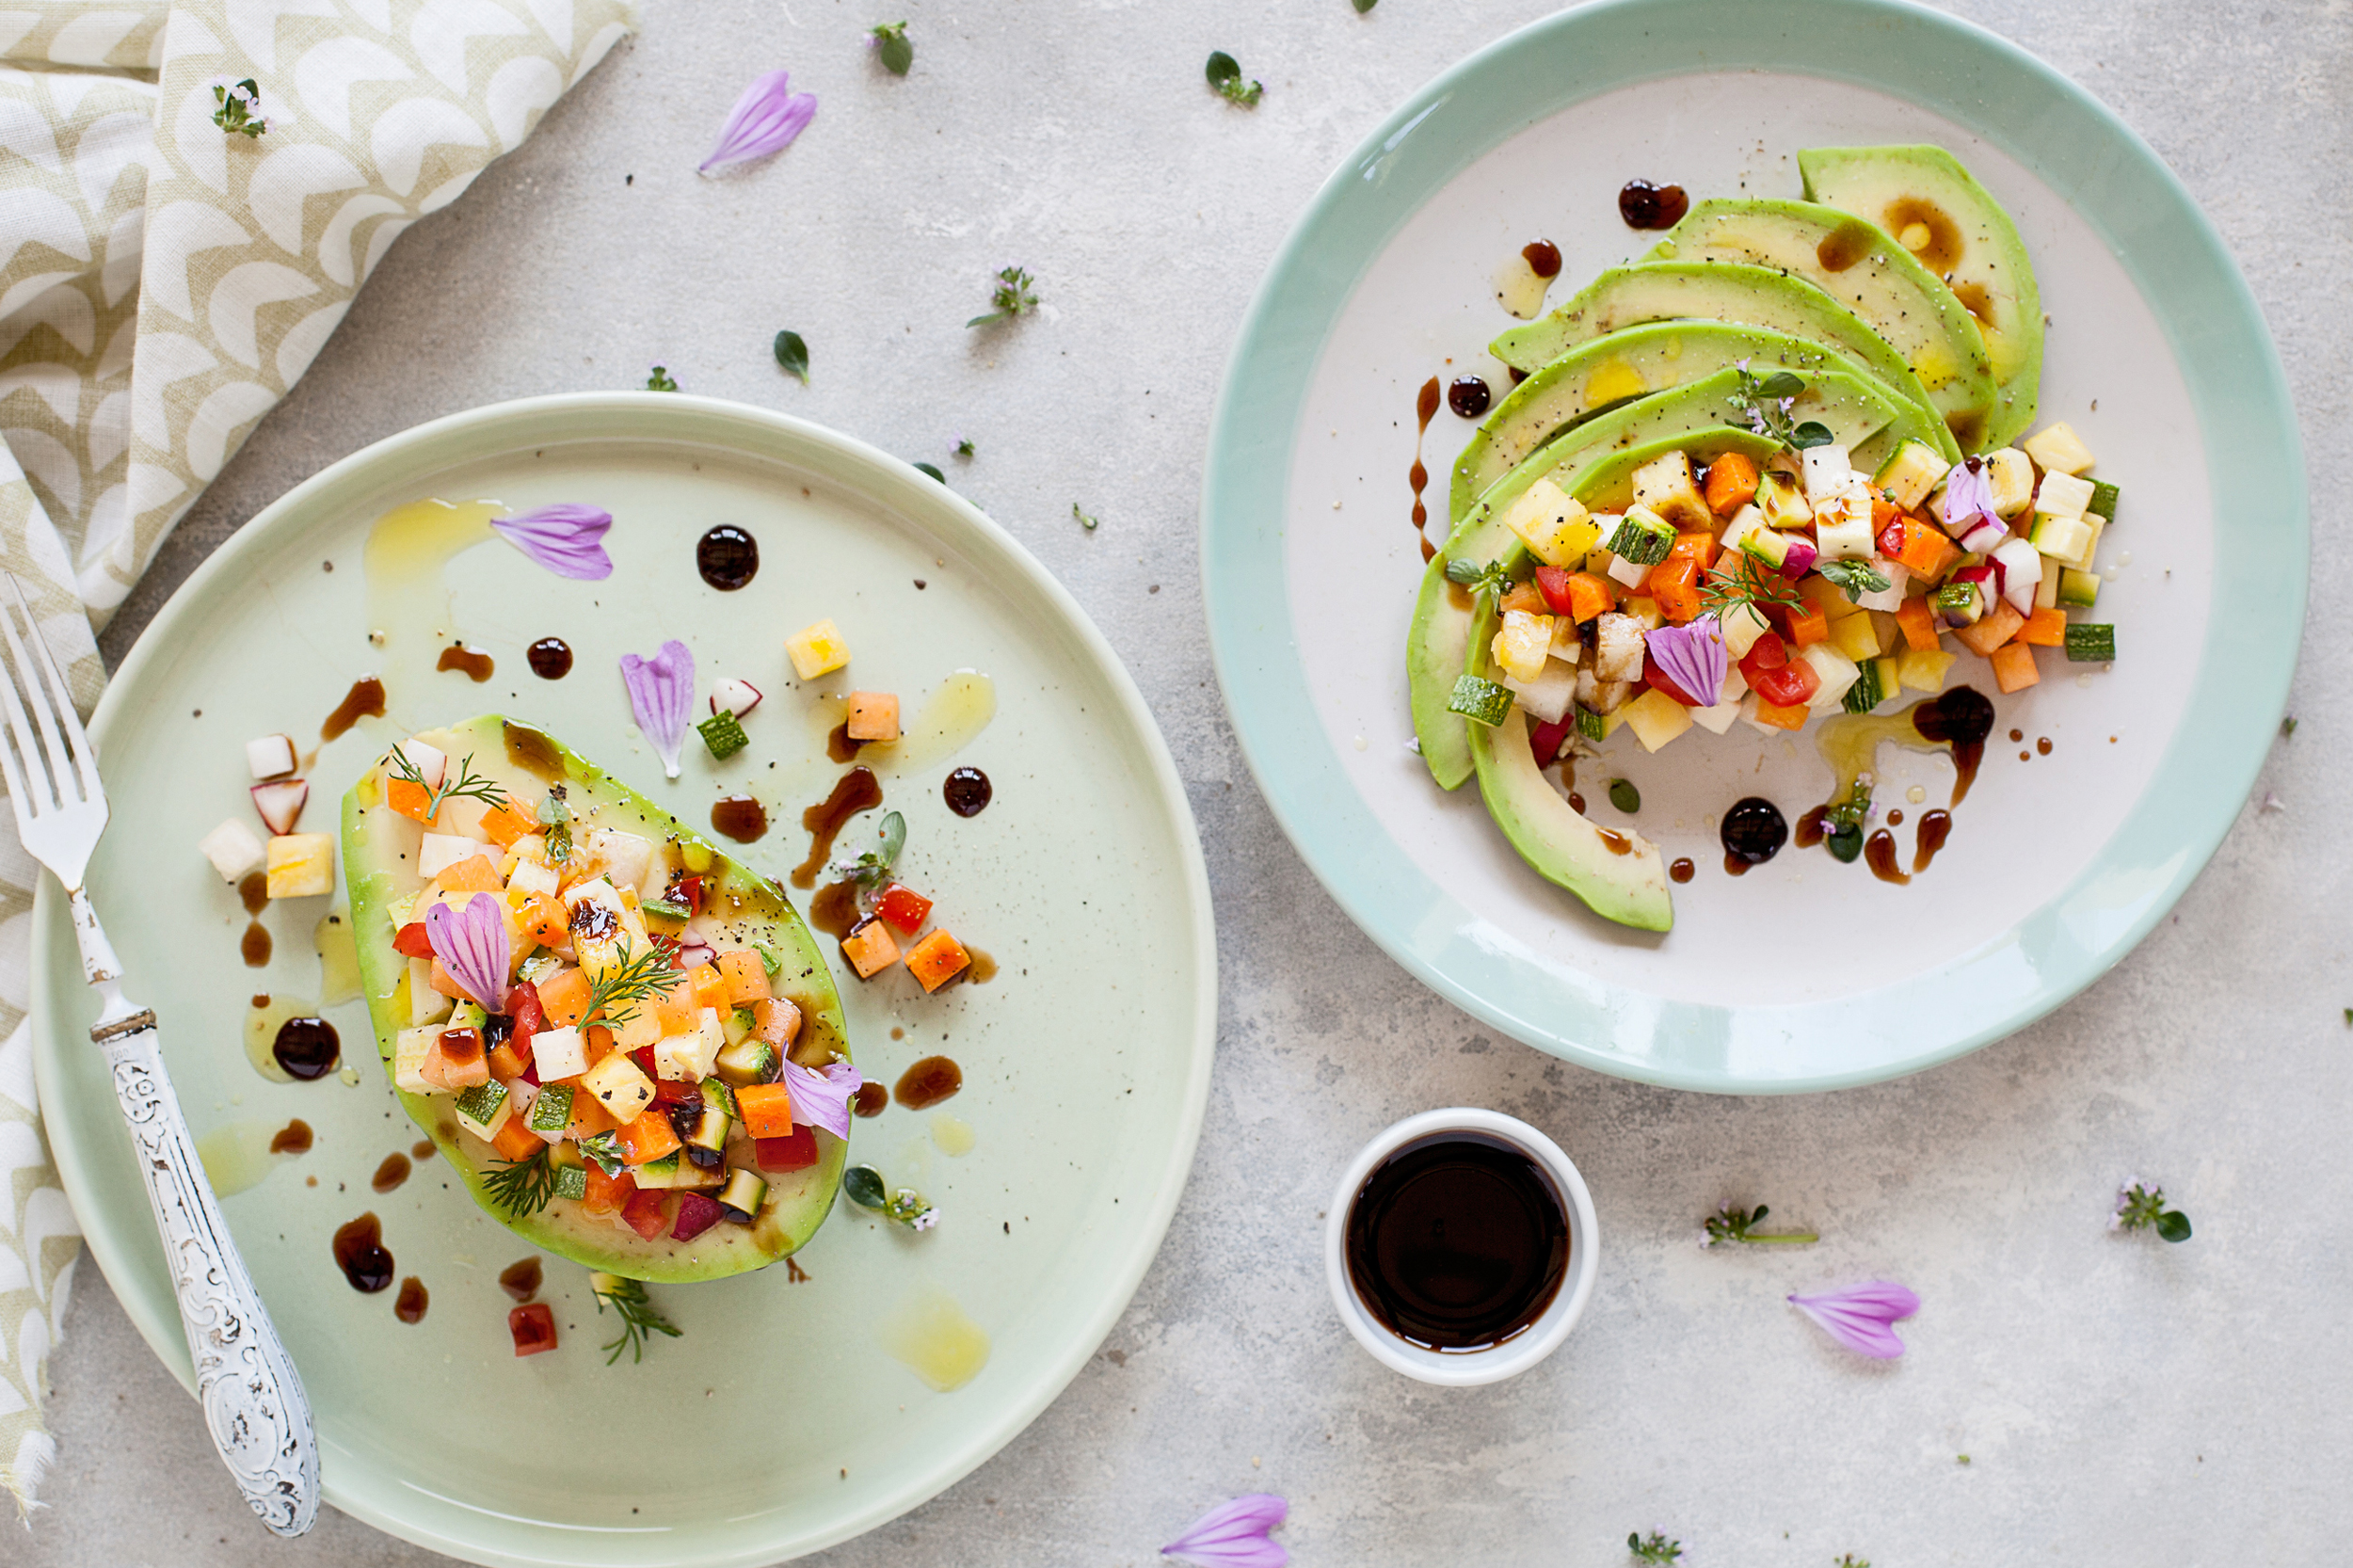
[489,504,614,580]
[619,640,695,778]
[1645,616,1728,707]
[699,70,818,173]
[424,892,510,1010]
[1162,1495,1289,1568]
[781,1059,863,1140]
[1938,460,1997,538]
[1788,1281,1920,1360]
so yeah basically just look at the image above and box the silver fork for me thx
[0,573,317,1537]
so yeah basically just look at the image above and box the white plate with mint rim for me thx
[1200,0,2304,1092]
[33,393,1216,1567]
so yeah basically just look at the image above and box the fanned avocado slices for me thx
[1798,144,2044,451]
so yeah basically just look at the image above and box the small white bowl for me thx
[1324,1108,1600,1385]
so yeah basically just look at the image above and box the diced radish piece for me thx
[418,831,482,879]
[198,818,266,883]
[1991,537,2042,616]
[709,679,762,717]
[245,733,296,780]
[390,739,445,790]
[250,778,308,835]
[1780,538,1818,577]
[1529,713,1574,767]
[1958,516,2008,554]
[676,938,718,972]
[671,1192,723,1241]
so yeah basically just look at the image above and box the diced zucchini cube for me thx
[1842,657,1887,713]
[1447,674,1513,727]
[551,1163,588,1202]
[2087,480,2120,520]
[1983,448,2036,519]
[1629,451,1711,530]
[2026,513,2094,569]
[1871,440,1947,511]
[2064,623,2116,663]
[715,1037,776,1087]
[264,833,336,899]
[527,1082,576,1134]
[2023,422,2095,476]
[1757,468,1814,528]
[1801,443,1854,503]
[1933,580,1983,626]
[1603,505,1674,566]
[784,617,851,680]
[2034,471,2095,520]
[698,709,749,760]
[1501,477,1602,567]
[454,1080,511,1141]
[393,1026,440,1094]
[2057,568,2101,608]
[1620,688,1693,752]
[1575,707,1607,743]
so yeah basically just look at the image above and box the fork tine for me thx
[0,587,70,808]
[0,609,50,812]
[1,573,96,798]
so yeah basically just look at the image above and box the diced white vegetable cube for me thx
[2023,422,2095,476]
[505,856,559,900]
[418,831,485,880]
[1991,537,2043,616]
[1801,443,1855,503]
[390,739,446,790]
[1798,643,1862,712]
[1605,552,1650,589]
[264,834,335,898]
[2034,471,2095,520]
[530,1025,587,1081]
[654,1008,726,1081]
[1500,478,1601,567]
[1984,448,2036,518]
[1547,618,1584,662]
[710,678,763,717]
[1813,482,1876,561]
[246,733,296,780]
[1593,613,1646,682]
[393,1026,441,1094]
[582,827,658,898]
[1690,699,1743,735]
[1855,558,1910,614]
[198,818,266,883]
[408,957,452,1026]
[1502,659,1577,726]
[1717,602,1771,660]
[2034,559,2062,610]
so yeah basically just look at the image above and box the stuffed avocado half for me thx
[343,713,854,1284]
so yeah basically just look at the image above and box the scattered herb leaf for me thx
[592,1272,683,1365]
[1628,1532,1683,1564]
[870,21,913,74]
[213,78,266,137]
[1702,1202,1819,1247]
[580,1131,626,1176]
[536,784,571,865]
[1205,50,1263,106]
[914,461,947,483]
[773,329,809,384]
[844,1163,937,1228]
[1834,1557,1871,1568]
[1823,780,1872,863]
[831,810,905,890]
[1073,502,1099,532]
[1729,363,1834,449]
[2281,716,2297,738]
[1607,777,1640,814]
[1353,0,1377,10]
[2112,1179,2191,1243]
[1442,554,1514,600]
[647,365,679,392]
[953,437,975,458]
[967,265,1039,328]
[1817,558,1893,602]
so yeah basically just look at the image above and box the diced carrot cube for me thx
[2018,606,2067,648]
[846,691,901,742]
[1704,451,1758,515]
[905,929,972,993]
[1785,602,1829,648]
[841,920,901,979]
[1953,601,2025,656]
[565,1088,618,1141]
[1666,531,1718,571]
[421,1031,490,1090]
[1991,641,2040,694]
[491,1116,543,1163]
[434,854,503,893]
[652,978,700,1035]
[386,777,442,826]
[1894,521,1959,581]
[1869,494,1901,528]
[488,1044,530,1080]
[734,1081,796,1139]
[536,967,591,1027]
[1498,584,1545,617]
[1565,572,1614,624]
[1648,556,1703,623]
[751,997,801,1048]
[584,1024,616,1064]
[616,1110,680,1165]
[480,803,537,849]
[582,1163,633,1214]
[1895,596,1941,652]
[1753,698,1810,732]
[715,948,771,1004]
[689,963,728,1013]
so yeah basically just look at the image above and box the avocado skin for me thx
[1797,144,2044,451]
[343,713,851,1284]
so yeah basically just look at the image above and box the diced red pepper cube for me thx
[673,874,708,915]
[1641,654,1701,708]
[506,981,544,1058]
[1532,564,1577,617]
[508,1303,557,1356]
[756,1129,820,1172]
[1529,713,1574,767]
[874,882,934,935]
[629,1047,659,1080]
[392,920,434,959]
[651,1077,701,1107]
[671,1192,723,1241]
[621,1188,670,1240]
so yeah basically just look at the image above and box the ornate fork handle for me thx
[103,1019,320,1536]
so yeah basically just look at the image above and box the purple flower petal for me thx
[700,70,818,172]
[1162,1495,1289,1568]
[490,504,614,580]
[1645,616,1728,707]
[424,892,510,1011]
[619,640,695,778]
[1788,1281,1920,1360]
[1938,461,1997,537]
[781,1059,862,1140]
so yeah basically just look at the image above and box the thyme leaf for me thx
[967,265,1039,328]
[213,78,266,137]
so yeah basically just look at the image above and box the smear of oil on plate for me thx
[878,1280,991,1392]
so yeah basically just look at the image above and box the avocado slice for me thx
[1488,261,1951,443]
[1457,426,1778,933]
[1798,144,2044,451]
[1407,364,1913,790]
[342,714,851,1284]
[1637,199,1998,450]
[1451,320,1939,528]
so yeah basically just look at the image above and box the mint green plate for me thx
[34,394,1216,1564]
[1201,0,2304,1092]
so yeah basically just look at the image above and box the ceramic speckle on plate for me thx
[33,394,1215,1567]
[1201,0,2303,1092]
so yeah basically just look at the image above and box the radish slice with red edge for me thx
[251,778,308,834]
[1992,537,2042,615]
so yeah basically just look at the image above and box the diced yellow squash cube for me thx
[2022,422,2095,476]
[1829,611,1882,663]
[1500,478,1600,568]
[1490,610,1555,685]
[393,1025,440,1094]
[1718,601,1771,659]
[1620,688,1694,752]
[407,958,452,1026]
[1984,447,2036,517]
[785,617,851,680]
[264,833,335,899]
[653,1008,725,1081]
[1621,597,1663,631]
[1629,450,1711,530]
[1898,647,1957,693]
[580,1050,655,1124]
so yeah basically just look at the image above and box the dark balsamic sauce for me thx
[825,724,864,763]
[1344,1133,1568,1352]
[436,646,494,682]
[2037,737,2053,756]
[412,1139,436,1161]
[272,1016,339,1080]
[711,794,768,843]
[894,1055,963,1109]
[1410,376,1441,562]
[1910,686,1995,805]
[239,872,269,915]
[499,1257,543,1302]
[965,947,997,984]
[1817,217,1879,273]
[1913,810,1953,874]
[943,767,992,817]
[1448,377,1491,419]
[792,768,882,888]
[504,722,563,778]
[1521,239,1561,279]
[268,1119,312,1155]
[393,1277,428,1324]
[333,1213,394,1293]
[1618,180,1689,230]
[1864,829,1910,885]
[242,923,271,967]
[1794,806,1829,850]
[1721,796,1788,867]
[1669,857,1695,885]
[853,1081,888,1118]
[696,525,760,590]
[526,638,573,680]
[371,1153,411,1192]
[809,880,861,939]
[322,677,385,741]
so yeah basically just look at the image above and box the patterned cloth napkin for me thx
[0,0,637,1514]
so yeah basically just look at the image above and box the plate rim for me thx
[1198,0,2307,1093]
[34,391,1221,1566]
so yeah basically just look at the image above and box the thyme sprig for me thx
[1728,364,1834,450]
[579,1131,626,1176]
[1702,1202,1818,1247]
[968,265,1039,328]
[592,1272,683,1365]
[2112,1179,2191,1242]
[481,1147,560,1217]
[1700,553,1803,618]
[1628,1532,1683,1564]
[212,78,266,137]
[584,942,680,1028]
[1444,554,1515,600]
[388,747,511,821]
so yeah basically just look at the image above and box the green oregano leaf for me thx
[773,329,809,384]
[914,462,946,483]
[871,21,912,74]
